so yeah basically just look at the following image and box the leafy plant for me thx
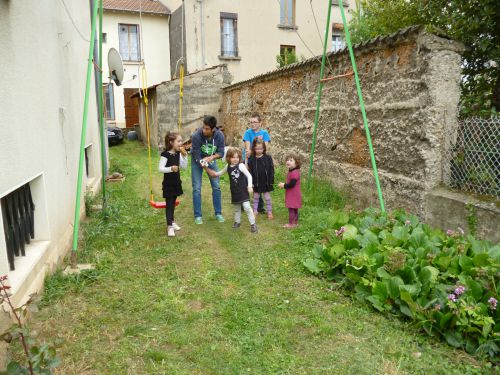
[302,208,500,360]
[349,0,500,116]
[276,49,299,68]
[0,275,60,374]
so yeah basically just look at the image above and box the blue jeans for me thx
[191,160,222,218]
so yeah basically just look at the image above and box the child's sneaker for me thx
[267,212,273,220]
[172,222,181,231]
[283,223,297,229]
[232,222,241,229]
[194,217,203,225]
[250,224,258,233]
[167,226,175,237]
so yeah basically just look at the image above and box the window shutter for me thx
[119,25,129,60]
[233,19,238,57]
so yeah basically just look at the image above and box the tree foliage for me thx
[349,0,500,116]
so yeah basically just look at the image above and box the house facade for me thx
[165,0,355,83]
[102,0,172,128]
[0,0,103,316]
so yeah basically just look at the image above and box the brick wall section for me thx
[221,26,464,217]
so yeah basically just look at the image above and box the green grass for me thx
[16,141,494,374]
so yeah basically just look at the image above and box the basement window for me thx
[1,183,35,271]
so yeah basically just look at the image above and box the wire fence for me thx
[444,116,499,198]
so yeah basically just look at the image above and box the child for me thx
[278,154,302,228]
[158,132,188,237]
[247,139,274,219]
[206,148,258,233]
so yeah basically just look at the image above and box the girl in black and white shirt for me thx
[158,132,188,237]
[206,148,257,233]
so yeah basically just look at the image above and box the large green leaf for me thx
[372,280,389,301]
[462,277,483,300]
[376,267,391,279]
[387,276,404,299]
[400,283,421,297]
[434,255,451,271]
[397,266,417,284]
[419,266,439,287]
[444,331,464,348]
[329,243,345,260]
[392,225,409,244]
[303,259,321,275]
[343,224,358,240]
[459,255,474,273]
[409,227,427,248]
[472,253,491,267]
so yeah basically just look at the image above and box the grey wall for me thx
[222,26,466,218]
[169,4,187,78]
[155,65,231,148]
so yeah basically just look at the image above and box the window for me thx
[102,32,107,43]
[220,13,238,57]
[118,24,141,61]
[279,45,297,66]
[1,183,35,271]
[280,0,295,26]
[103,84,115,120]
[332,24,345,52]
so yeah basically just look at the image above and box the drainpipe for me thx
[197,0,205,68]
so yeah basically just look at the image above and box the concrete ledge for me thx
[425,187,500,243]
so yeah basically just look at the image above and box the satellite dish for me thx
[108,48,124,86]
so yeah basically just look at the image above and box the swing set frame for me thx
[307,0,385,213]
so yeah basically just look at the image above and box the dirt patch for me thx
[346,128,370,167]
[186,300,204,311]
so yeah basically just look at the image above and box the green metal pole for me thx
[71,0,100,266]
[338,0,385,212]
[98,0,107,209]
[308,0,333,183]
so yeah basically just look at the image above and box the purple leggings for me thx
[288,208,299,224]
[253,192,272,212]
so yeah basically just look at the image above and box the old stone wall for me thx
[155,65,231,148]
[221,26,465,218]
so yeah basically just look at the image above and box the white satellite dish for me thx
[108,48,124,86]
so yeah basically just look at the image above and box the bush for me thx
[303,208,500,360]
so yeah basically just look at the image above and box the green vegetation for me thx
[10,142,494,373]
[303,208,499,360]
[349,0,500,116]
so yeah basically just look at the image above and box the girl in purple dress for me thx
[278,154,302,228]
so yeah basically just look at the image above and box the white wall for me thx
[183,0,355,82]
[0,0,102,297]
[102,12,171,128]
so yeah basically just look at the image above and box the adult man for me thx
[191,115,225,224]
[243,113,270,213]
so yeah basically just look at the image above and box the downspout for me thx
[197,0,205,68]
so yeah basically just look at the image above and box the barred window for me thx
[1,183,35,271]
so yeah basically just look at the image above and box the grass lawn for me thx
[21,141,494,374]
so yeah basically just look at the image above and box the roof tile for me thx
[103,0,170,15]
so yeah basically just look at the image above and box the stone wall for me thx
[155,65,232,148]
[221,26,465,218]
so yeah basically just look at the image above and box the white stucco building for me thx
[102,0,172,128]
[0,0,103,312]
[164,0,355,83]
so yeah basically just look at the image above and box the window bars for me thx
[444,116,500,199]
[1,183,35,271]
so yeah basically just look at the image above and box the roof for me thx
[103,0,170,15]
[224,25,427,92]
[131,65,227,98]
